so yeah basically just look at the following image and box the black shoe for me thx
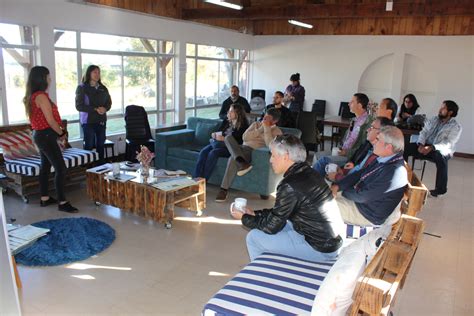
[215,189,228,202]
[58,202,79,213]
[40,196,57,207]
[429,189,446,197]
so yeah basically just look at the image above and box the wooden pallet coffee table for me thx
[86,169,206,228]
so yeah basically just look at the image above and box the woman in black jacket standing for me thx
[75,65,112,165]
[193,103,249,180]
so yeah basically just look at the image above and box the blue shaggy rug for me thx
[15,217,115,266]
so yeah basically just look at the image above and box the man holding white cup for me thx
[230,134,345,262]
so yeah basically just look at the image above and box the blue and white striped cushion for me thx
[203,253,334,316]
[5,148,99,176]
[345,224,375,239]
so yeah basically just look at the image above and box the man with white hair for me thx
[331,126,408,226]
[230,134,345,262]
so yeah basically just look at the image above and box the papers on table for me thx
[163,169,187,176]
[7,224,50,255]
[87,164,112,174]
[152,177,197,191]
[120,162,140,171]
[106,173,136,183]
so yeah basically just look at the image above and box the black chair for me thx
[124,105,155,161]
[296,111,318,153]
[312,99,326,151]
[251,89,265,100]
[331,102,354,149]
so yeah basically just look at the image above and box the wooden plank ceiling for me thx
[85,0,474,35]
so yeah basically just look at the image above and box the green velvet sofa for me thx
[155,117,301,198]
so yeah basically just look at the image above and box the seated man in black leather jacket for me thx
[230,134,345,262]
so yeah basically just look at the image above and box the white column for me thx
[36,23,57,102]
[175,40,186,123]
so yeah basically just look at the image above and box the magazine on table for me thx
[152,176,197,191]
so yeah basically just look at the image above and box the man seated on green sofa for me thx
[216,108,282,202]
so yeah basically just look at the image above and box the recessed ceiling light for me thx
[288,20,313,29]
[204,0,243,10]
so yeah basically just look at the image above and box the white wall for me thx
[252,35,474,154]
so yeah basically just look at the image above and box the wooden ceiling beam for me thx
[182,1,474,20]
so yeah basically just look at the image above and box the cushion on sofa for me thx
[195,121,221,146]
[0,130,39,160]
[5,148,99,176]
[203,253,334,315]
[311,226,392,316]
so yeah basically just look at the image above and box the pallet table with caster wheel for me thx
[86,167,206,228]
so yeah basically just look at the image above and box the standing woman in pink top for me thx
[23,66,78,213]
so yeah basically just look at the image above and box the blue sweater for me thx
[336,153,407,225]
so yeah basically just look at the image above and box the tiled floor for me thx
[4,157,473,315]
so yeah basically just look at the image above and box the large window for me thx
[54,30,175,139]
[185,44,249,120]
[0,23,36,124]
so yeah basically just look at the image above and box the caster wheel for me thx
[94,201,101,206]
[22,196,29,204]
[164,222,172,229]
[196,210,203,217]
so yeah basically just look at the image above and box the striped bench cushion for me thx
[5,148,99,176]
[203,253,335,316]
[345,224,375,239]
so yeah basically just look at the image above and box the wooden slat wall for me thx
[85,0,474,36]
[250,16,474,35]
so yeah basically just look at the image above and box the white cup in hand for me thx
[325,163,338,174]
[232,198,247,213]
[331,147,340,156]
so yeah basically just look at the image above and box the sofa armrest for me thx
[155,129,195,168]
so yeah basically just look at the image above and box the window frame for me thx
[0,23,37,125]
[54,29,176,139]
[185,43,250,118]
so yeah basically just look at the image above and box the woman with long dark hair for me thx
[23,66,78,213]
[75,65,112,165]
[399,93,420,122]
[193,103,249,180]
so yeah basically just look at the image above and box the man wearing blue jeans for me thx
[230,135,345,262]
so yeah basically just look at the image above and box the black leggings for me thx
[33,128,67,201]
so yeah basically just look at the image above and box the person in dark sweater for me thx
[398,93,420,122]
[230,134,345,262]
[331,126,408,226]
[219,85,250,119]
[194,103,249,181]
[260,91,294,128]
[75,65,112,165]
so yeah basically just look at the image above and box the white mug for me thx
[325,163,338,174]
[232,198,247,213]
[331,147,340,156]
[112,163,121,177]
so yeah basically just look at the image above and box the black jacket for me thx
[219,96,251,120]
[242,162,344,253]
[75,83,112,124]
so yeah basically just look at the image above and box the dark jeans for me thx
[82,122,106,164]
[193,144,230,181]
[33,129,67,201]
[404,143,450,193]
